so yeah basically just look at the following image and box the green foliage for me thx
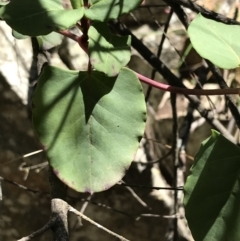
[36,33,64,51]
[3,1,240,239]
[13,30,64,50]
[0,0,147,193]
[188,14,240,69]
[0,0,84,36]
[184,130,240,241]
[85,0,143,21]
[88,22,131,77]
[70,0,84,9]
[32,66,146,193]
[12,30,28,40]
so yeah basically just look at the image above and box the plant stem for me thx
[58,30,80,43]
[58,30,88,54]
[136,72,240,96]
[58,30,240,96]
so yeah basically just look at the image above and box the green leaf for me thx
[188,14,240,69]
[12,30,29,39]
[88,22,131,77]
[36,32,64,50]
[32,66,146,193]
[70,0,84,9]
[85,0,142,21]
[12,31,63,50]
[0,0,84,36]
[184,130,240,241]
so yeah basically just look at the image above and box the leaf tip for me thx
[211,129,220,139]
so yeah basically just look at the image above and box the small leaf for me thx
[37,32,64,50]
[188,14,240,69]
[0,0,84,36]
[85,0,142,21]
[88,22,131,77]
[184,130,240,241]
[32,66,146,193]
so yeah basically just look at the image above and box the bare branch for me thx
[0,149,43,166]
[167,0,240,25]
[119,182,183,191]
[123,184,149,208]
[0,176,48,195]
[69,205,131,241]
[18,219,54,241]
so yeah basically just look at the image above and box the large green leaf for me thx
[88,22,131,77]
[0,0,84,36]
[188,14,240,69]
[184,130,240,241]
[85,0,142,21]
[32,66,146,193]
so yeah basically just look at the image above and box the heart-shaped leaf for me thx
[188,14,240,69]
[88,22,131,77]
[85,0,142,21]
[184,130,240,241]
[0,0,84,36]
[32,66,146,193]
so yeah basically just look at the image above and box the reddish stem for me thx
[58,30,240,96]
[78,35,88,54]
[58,30,88,54]
[136,72,240,96]
[58,30,80,43]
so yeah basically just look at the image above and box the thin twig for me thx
[133,149,173,165]
[0,176,133,219]
[171,93,179,241]
[136,213,181,220]
[0,176,49,195]
[18,219,55,241]
[0,149,44,165]
[119,182,183,191]
[69,206,131,241]
[77,194,92,227]
[123,184,149,208]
